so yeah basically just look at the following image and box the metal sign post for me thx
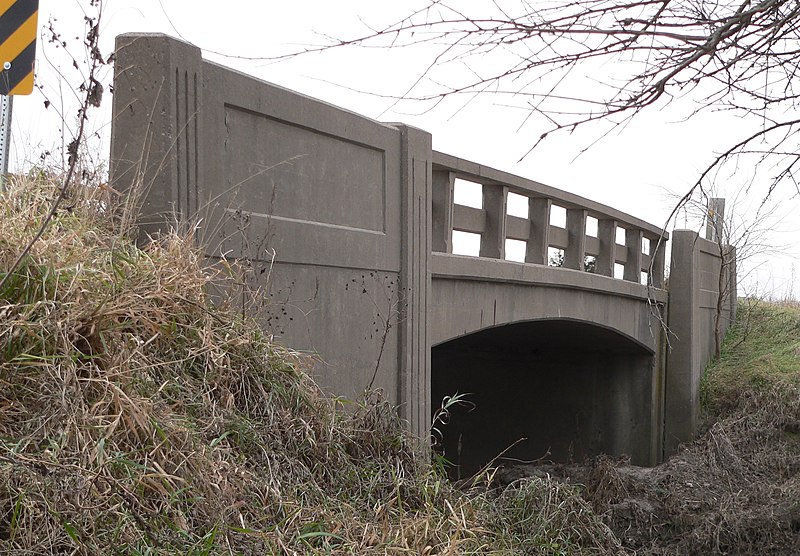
[0,93,10,190]
[0,0,40,188]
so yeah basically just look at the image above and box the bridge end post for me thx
[705,197,725,243]
[110,33,204,239]
[664,230,700,455]
[393,124,433,443]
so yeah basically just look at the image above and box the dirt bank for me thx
[499,302,800,555]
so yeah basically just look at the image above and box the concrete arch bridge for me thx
[110,33,737,474]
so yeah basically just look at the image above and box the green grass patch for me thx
[701,300,800,418]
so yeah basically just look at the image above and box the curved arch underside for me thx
[432,319,656,479]
[433,318,655,354]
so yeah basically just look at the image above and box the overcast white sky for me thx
[10,0,799,298]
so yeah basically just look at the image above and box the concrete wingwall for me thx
[109,33,432,439]
[664,230,737,455]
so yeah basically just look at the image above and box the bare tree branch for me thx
[276,0,800,199]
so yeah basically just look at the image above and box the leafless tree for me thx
[306,0,800,201]
[678,191,784,357]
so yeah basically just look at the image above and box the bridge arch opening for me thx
[431,319,655,479]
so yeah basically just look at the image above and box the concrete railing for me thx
[432,152,669,288]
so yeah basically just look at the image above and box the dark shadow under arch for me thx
[431,319,655,480]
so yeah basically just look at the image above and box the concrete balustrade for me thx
[431,152,668,288]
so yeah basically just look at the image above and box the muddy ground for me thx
[490,303,800,555]
[496,415,800,555]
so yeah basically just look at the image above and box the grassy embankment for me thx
[1,174,798,555]
[0,175,620,554]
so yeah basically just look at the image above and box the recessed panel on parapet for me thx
[223,105,387,234]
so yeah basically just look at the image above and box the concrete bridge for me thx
[109,34,737,473]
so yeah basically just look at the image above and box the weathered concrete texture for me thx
[109,34,204,235]
[432,320,655,478]
[395,125,433,437]
[664,230,737,455]
[109,33,433,437]
[430,253,666,352]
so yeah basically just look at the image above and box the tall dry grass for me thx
[0,173,623,554]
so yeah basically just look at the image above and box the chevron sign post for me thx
[0,0,38,188]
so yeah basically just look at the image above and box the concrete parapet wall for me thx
[664,230,737,455]
[109,33,432,438]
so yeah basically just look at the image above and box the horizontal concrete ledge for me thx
[434,151,669,240]
[431,252,668,303]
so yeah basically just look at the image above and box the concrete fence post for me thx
[664,230,700,455]
[650,236,666,289]
[110,33,204,238]
[394,124,433,441]
[596,219,617,277]
[624,228,644,283]
[432,170,454,253]
[480,184,508,259]
[526,197,551,264]
[565,209,588,270]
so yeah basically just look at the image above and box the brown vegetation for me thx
[510,301,800,555]
[1,173,796,554]
[0,174,622,555]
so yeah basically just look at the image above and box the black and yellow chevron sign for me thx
[0,0,38,95]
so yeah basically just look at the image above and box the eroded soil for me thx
[496,416,800,555]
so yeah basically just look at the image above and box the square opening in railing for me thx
[505,238,526,262]
[550,205,567,228]
[584,255,597,273]
[453,178,483,209]
[616,226,627,245]
[614,263,625,279]
[642,237,651,255]
[452,230,481,256]
[586,216,598,237]
[548,247,564,267]
[641,271,649,286]
[506,192,529,218]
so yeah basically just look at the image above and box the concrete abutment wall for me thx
[664,229,737,455]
